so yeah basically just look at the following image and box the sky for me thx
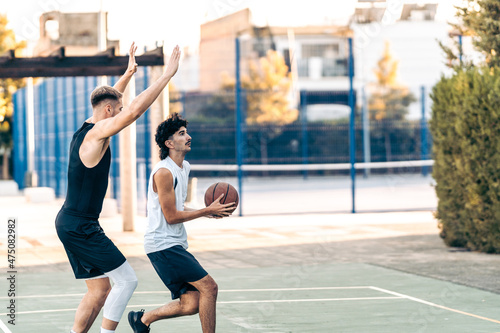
[2,0,464,55]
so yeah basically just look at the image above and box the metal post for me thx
[72,77,78,130]
[235,37,243,217]
[300,90,309,179]
[421,86,428,177]
[53,79,60,196]
[181,91,186,117]
[362,85,370,178]
[458,35,463,65]
[348,37,356,214]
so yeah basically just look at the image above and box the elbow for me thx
[166,214,182,225]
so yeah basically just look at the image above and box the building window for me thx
[298,43,347,78]
[302,44,340,59]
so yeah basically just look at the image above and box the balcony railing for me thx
[297,57,348,78]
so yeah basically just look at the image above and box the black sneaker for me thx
[128,309,150,333]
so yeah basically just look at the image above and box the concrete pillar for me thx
[149,65,169,167]
[24,77,38,187]
[119,78,137,231]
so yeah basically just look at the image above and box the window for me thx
[302,44,339,59]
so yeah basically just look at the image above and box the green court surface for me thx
[2,263,500,332]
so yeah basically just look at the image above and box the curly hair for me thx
[155,113,189,160]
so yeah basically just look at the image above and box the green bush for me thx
[430,66,500,253]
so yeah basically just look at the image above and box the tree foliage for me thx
[430,67,500,252]
[241,50,298,125]
[440,0,500,68]
[368,41,415,122]
[368,41,415,163]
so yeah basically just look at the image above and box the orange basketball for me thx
[204,182,239,213]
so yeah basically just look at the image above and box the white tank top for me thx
[144,157,190,254]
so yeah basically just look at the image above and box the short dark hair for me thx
[155,113,188,160]
[90,86,123,107]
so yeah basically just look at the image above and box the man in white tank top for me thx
[128,113,235,333]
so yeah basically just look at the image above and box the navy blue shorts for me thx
[55,210,126,279]
[147,245,208,300]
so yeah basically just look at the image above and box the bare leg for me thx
[142,290,200,324]
[72,277,111,333]
[189,275,218,333]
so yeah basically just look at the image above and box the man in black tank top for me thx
[55,43,181,333]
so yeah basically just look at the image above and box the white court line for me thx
[0,319,13,333]
[7,285,498,326]
[0,286,372,300]
[218,296,403,304]
[370,286,500,325]
[0,296,403,316]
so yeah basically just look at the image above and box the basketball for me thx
[204,182,239,213]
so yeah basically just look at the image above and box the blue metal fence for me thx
[12,74,433,213]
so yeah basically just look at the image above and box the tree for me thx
[440,0,500,68]
[202,51,298,165]
[241,50,298,125]
[431,1,500,252]
[0,14,26,179]
[241,50,298,167]
[368,41,415,162]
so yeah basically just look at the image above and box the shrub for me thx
[430,66,500,252]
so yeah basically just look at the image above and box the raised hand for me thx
[127,42,138,75]
[165,45,181,78]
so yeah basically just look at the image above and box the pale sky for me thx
[2,0,464,55]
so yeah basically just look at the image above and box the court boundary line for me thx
[0,319,13,333]
[370,286,500,325]
[0,286,373,300]
[0,296,404,316]
[4,285,500,326]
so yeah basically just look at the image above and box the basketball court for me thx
[2,262,500,332]
[2,176,500,332]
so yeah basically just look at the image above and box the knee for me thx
[128,276,138,291]
[119,276,138,298]
[205,281,218,298]
[181,302,199,316]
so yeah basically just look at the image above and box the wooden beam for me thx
[0,47,164,78]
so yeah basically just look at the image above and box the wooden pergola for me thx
[0,46,164,78]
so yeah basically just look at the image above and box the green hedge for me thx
[430,66,500,253]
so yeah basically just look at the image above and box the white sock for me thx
[70,331,77,333]
[100,329,114,333]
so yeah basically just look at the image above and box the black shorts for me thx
[147,245,208,300]
[55,210,126,279]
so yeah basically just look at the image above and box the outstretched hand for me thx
[127,42,138,75]
[165,45,181,78]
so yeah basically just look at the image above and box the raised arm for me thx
[154,168,235,224]
[92,45,181,140]
[113,42,138,93]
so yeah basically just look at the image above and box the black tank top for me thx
[61,122,111,219]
